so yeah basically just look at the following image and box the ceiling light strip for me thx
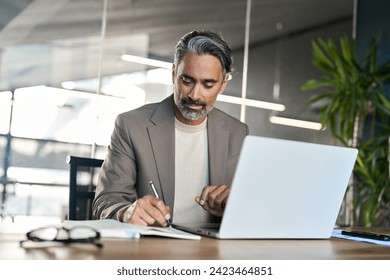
[217,94,285,111]
[121,54,172,69]
[269,116,323,130]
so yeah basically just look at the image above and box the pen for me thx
[148,181,172,227]
[341,230,390,241]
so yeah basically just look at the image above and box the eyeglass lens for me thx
[28,226,98,241]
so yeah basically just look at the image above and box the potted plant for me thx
[300,35,390,227]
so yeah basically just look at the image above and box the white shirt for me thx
[173,117,210,223]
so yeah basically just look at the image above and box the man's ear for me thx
[218,74,229,94]
[172,64,176,84]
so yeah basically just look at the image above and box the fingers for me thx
[196,185,229,216]
[127,195,171,226]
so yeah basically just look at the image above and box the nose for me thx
[189,82,202,100]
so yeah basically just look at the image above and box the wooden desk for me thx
[1,228,390,260]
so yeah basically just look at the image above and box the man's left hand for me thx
[195,185,229,217]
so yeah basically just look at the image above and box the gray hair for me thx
[174,30,233,75]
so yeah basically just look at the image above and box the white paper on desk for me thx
[63,219,140,239]
[332,229,390,246]
[63,219,201,240]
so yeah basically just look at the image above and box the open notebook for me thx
[173,135,358,239]
[63,219,201,240]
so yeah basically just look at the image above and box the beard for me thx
[174,94,215,121]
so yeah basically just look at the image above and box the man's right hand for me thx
[122,195,171,226]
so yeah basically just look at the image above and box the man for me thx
[92,30,249,226]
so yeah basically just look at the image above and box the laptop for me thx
[173,135,358,239]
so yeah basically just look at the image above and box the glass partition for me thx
[0,0,106,220]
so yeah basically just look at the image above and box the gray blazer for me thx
[92,95,249,220]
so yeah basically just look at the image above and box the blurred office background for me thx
[0,0,388,223]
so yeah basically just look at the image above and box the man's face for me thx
[172,53,228,125]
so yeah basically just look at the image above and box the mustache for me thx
[181,97,207,107]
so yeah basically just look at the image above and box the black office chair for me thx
[66,155,104,220]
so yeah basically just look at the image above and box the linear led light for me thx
[121,54,173,69]
[269,116,324,130]
[217,94,285,111]
[61,81,76,90]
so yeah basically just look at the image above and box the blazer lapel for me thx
[147,96,175,209]
[208,110,229,185]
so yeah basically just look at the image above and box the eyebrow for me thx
[181,74,219,84]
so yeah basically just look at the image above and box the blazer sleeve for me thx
[92,113,138,220]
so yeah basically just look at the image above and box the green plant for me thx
[300,35,390,226]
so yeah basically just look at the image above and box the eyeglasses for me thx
[20,226,103,248]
